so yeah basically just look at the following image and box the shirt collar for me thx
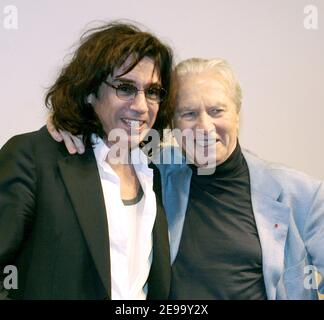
[92,134,152,177]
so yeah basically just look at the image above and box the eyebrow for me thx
[176,104,227,113]
[113,77,161,86]
[176,106,198,113]
[113,77,135,84]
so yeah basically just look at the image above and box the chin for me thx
[128,136,142,145]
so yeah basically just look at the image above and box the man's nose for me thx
[197,112,215,132]
[129,91,149,113]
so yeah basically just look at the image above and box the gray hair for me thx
[174,58,242,112]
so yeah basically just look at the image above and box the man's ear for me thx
[86,94,96,105]
[236,111,240,135]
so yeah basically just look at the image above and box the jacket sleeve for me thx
[0,134,37,298]
[303,181,324,297]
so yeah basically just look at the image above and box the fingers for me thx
[46,115,63,142]
[59,130,78,154]
[46,115,85,155]
[71,135,85,154]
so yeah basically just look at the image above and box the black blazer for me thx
[0,126,170,299]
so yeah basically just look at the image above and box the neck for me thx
[104,138,134,166]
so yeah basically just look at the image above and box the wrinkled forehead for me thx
[176,72,231,106]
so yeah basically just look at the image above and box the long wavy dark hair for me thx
[45,21,174,148]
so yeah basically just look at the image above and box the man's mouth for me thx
[195,138,219,147]
[122,118,145,130]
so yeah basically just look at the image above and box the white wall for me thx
[1,0,323,179]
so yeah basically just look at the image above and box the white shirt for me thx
[92,136,156,300]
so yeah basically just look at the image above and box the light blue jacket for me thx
[153,146,324,299]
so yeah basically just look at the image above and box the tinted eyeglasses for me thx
[104,81,167,103]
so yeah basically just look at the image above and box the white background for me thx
[1,0,323,179]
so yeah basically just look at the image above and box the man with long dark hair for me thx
[0,21,173,300]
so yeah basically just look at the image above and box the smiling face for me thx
[92,56,160,148]
[173,70,240,166]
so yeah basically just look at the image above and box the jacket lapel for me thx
[243,151,291,300]
[58,149,111,298]
[147,164,171,299]
[154,146,192,264]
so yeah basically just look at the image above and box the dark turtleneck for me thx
[169,141,267,300]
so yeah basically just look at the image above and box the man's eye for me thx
[209,108,223,115]
[146,87,160,98]
[117,84,136,94]
[182,112,196,118]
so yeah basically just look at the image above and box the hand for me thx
[46,116,85,154]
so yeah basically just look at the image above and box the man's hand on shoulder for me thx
[46,115,85,155]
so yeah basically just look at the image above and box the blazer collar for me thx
[146,164,171,299]
[243,150,291,300]
[58,148,111,298]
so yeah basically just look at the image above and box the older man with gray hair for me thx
[159,57,324,300]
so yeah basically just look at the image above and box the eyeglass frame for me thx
[103,80,167,103]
